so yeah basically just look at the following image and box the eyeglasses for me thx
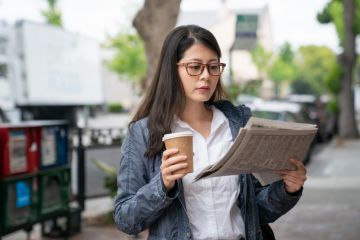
[177,62,226,76]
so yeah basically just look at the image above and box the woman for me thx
[114,25,307,240]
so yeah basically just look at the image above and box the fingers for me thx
[161,155,188,169]
[278,158,308,193]
[290,158,306,171]
[279,158,307,175]
[161,149,189,191]
[281,173,307,184]
[164,173,187,182]
[161,160,188,175]
[283,179,303,193]
[162,148,179,161]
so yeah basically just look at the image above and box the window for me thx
[0,64,7,78]
[0,37,7,55]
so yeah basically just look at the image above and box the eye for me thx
[209,64,220,71]
[188,63,202,71]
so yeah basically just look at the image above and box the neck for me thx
[180,100,212,123]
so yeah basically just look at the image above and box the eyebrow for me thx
[187,58,219,63]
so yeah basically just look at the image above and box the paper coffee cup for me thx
[162,131,193,174]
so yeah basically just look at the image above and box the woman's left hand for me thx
[279,158,307,194]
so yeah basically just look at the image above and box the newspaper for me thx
[193,117,318,185]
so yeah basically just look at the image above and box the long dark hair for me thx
[130,25,227,158]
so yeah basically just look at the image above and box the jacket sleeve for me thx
[113,122,179,235]
[253,175,302,224]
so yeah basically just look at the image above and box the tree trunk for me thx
[338,0,359,138]
[133,0,181,91]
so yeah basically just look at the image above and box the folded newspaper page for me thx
[193,117,318,185]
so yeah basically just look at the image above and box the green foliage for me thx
[226,81,261,103]
[317,0,360,46]
[294,45,338,96]
[226,84,242,103]
[317,2,333,23]
[106,33,147,84]
[266,43,296,97]
[268,43,297,93]
[323,61,342,114]
[241,80,262,96]
[327,97,340,113]
[269,59,297,84]
[324,62,342,94]
[42,0,63,27]
[108,103,124,113]
[92,160,118,198]
[279,42,295,62]
[251,44,272,74]
[356,56,360,84]
[291,79,319,95]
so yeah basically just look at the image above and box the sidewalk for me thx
[271,138,360,240]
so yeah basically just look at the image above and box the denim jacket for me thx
[114,100,302,240]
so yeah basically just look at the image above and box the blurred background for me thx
[0,0,359,239]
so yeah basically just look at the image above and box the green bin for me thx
[0,175,38,231]
[38,167,70,217]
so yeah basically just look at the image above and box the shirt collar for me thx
[173,106,227,135]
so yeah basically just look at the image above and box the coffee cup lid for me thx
[162,131,193,142]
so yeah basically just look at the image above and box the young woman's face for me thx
[177,43,221,104]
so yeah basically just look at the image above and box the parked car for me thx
[285,94,336,142]
[248,100,307,122]
[247,100,316,165]
[0,109,9,123]
[236,94,262,105]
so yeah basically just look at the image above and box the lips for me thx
[197,86,210,90]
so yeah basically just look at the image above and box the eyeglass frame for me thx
[177,62,226,76]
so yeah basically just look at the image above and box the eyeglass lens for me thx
[186,63,224,76]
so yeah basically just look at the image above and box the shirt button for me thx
[186,232,192,238]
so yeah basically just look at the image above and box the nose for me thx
[199,65,210,80]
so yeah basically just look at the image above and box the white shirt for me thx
[172,106,245,240]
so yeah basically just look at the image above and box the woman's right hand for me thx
[160,148,188,191]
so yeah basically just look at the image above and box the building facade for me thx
[177,1,274,98]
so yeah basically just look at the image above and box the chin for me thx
[192,96,212,103]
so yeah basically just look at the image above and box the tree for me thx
[133,0,181,90]
[251,44,272,81]
[268,43,297,97]
[317,0,360,138]
[105,33,147,85]
[293,45,337,96]
[42,0,63,27]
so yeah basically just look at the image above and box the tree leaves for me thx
[105,34,147,84]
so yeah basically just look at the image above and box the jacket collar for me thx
[213,100,244,140]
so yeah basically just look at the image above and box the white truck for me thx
[0,20,104,126]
